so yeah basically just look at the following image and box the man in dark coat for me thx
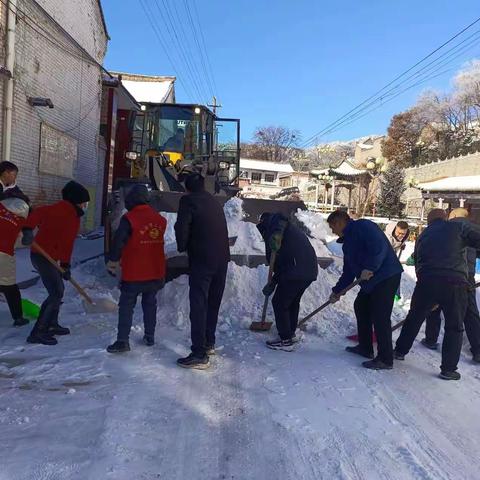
[420,208,480,364]
[0,161,30,205]
[257,213,318,351]
[327,210,403,370]
[174,173,230,369]
[395,209,480,380]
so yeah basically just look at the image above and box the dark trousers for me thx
[117,280,164,342]
[189,262,228,357]
[354,274,401,365]
[396,278,468,372]
[425,290,480,355]
[272,279,312,340]
[31,252,64,334]
[0,284,22,320]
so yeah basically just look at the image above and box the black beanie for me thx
[125,184,150,211]
[62,181,90,204]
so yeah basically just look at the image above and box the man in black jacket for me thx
[421,208,480,363]
[257,213,318,351]
[174,173,230,369]
[395,209,480,380]
[0,161,30,205]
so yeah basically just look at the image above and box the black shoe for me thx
[472,353,480,364]
[106,341,131,353]
[13,318,29,327]
[439,370,461,381]
[143,336,154,347]
[394,350,405,361]
[26,333,58,345]
[48,325,70,336]
[421,338,438,350]
[177,353,210,369]
[206,345,216,356]
[266,338,295,352]
[362,358,393,370]
[345,345,374,359]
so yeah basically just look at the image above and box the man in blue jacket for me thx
[327,210,403,370]
[257,213,318,351]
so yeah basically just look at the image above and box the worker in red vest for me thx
[0,197,31,326]
[23,181,90,345]
[106,185,167,353]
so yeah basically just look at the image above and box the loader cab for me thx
[129,103,240,193]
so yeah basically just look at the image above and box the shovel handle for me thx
[260,252,277,323]
[298,278,362,328]
[32,242,94,305]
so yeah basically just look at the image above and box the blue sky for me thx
[101,0,480,144]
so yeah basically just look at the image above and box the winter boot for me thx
[177,353,210,370]
[394,350,405,361]
[439,370,461,381]
[106,341,131,353]
[48,324,70,336]
[143,335,154,347]
[345,345,374,359]
[13,317,29,327]
[421,338,439,350]
[362,358,393,370]
[26,332,58,346]
[206,345,216,356]
[266,338,295,352]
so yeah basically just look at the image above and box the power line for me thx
[300,15,480,148]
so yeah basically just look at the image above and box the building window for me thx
[264,173,275,183]
[251,172,262,183]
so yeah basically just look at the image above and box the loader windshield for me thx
[144,105,213,158]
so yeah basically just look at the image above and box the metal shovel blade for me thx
[249,320,273,332]
[82,297,118,314]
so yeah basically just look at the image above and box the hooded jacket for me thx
[257,213,318,283]
[333,219,403,294]
[384,222,409,254]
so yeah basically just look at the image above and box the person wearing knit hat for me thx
[22,181,90,345]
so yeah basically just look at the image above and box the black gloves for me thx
[262,282,276,297]
[21,228,34,246]
[60,263,71,281]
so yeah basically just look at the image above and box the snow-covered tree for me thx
[376,162,406,218]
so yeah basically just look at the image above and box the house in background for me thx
[239,158,293,198]
[354,136,384,166]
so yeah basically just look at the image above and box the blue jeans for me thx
[117,280,164,342]
[31,252,64,334]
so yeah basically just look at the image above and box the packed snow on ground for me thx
[1,207,480,480]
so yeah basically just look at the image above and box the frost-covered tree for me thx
[376,162,406,218]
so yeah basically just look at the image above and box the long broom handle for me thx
[391,281,480,333]
[298,278,362,328]
[32,242,94,305]
[260,252,277,323]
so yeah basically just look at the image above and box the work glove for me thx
[262,282,276,297]
[106,260,119,277]
[21,228,34,246]
[360,269,374,281]
[60,263,71,281]
[329,292,340,304]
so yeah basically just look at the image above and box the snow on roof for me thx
[417,176,480,192]
[112,72,176,103]
[240,158,294,174]
[311,160,368,178]
[357,143,374,150]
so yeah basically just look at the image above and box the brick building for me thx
[0,0,108,228]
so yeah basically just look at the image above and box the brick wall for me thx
[2,0,108,227]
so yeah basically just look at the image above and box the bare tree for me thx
[252,126,300,162]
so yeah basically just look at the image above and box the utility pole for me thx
[208,96,222,115]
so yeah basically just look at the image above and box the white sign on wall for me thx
[39,123,77,178]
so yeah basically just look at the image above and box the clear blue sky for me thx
[101,0,480,144]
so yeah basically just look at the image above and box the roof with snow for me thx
[111,72,176,104]
[311,159,368,178]
[240,158,294,174]
[417,176,480,192]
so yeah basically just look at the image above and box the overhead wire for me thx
[300,15,480,148]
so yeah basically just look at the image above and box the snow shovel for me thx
[32,242,118,314]
[0,294,40,320]
[298,279,362,330]
[250,252,277,332]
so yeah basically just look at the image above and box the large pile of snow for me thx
[295,209,334,257]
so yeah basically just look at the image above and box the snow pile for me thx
[161,211,180,258]
[295,209,335,257]
[223,197,265,254]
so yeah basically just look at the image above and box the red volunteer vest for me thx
[122,205,167,282]
[0,203,24,256]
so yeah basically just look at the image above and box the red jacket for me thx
[122,205,167,282]
[25,200,81,263]
[0,203,25,256]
